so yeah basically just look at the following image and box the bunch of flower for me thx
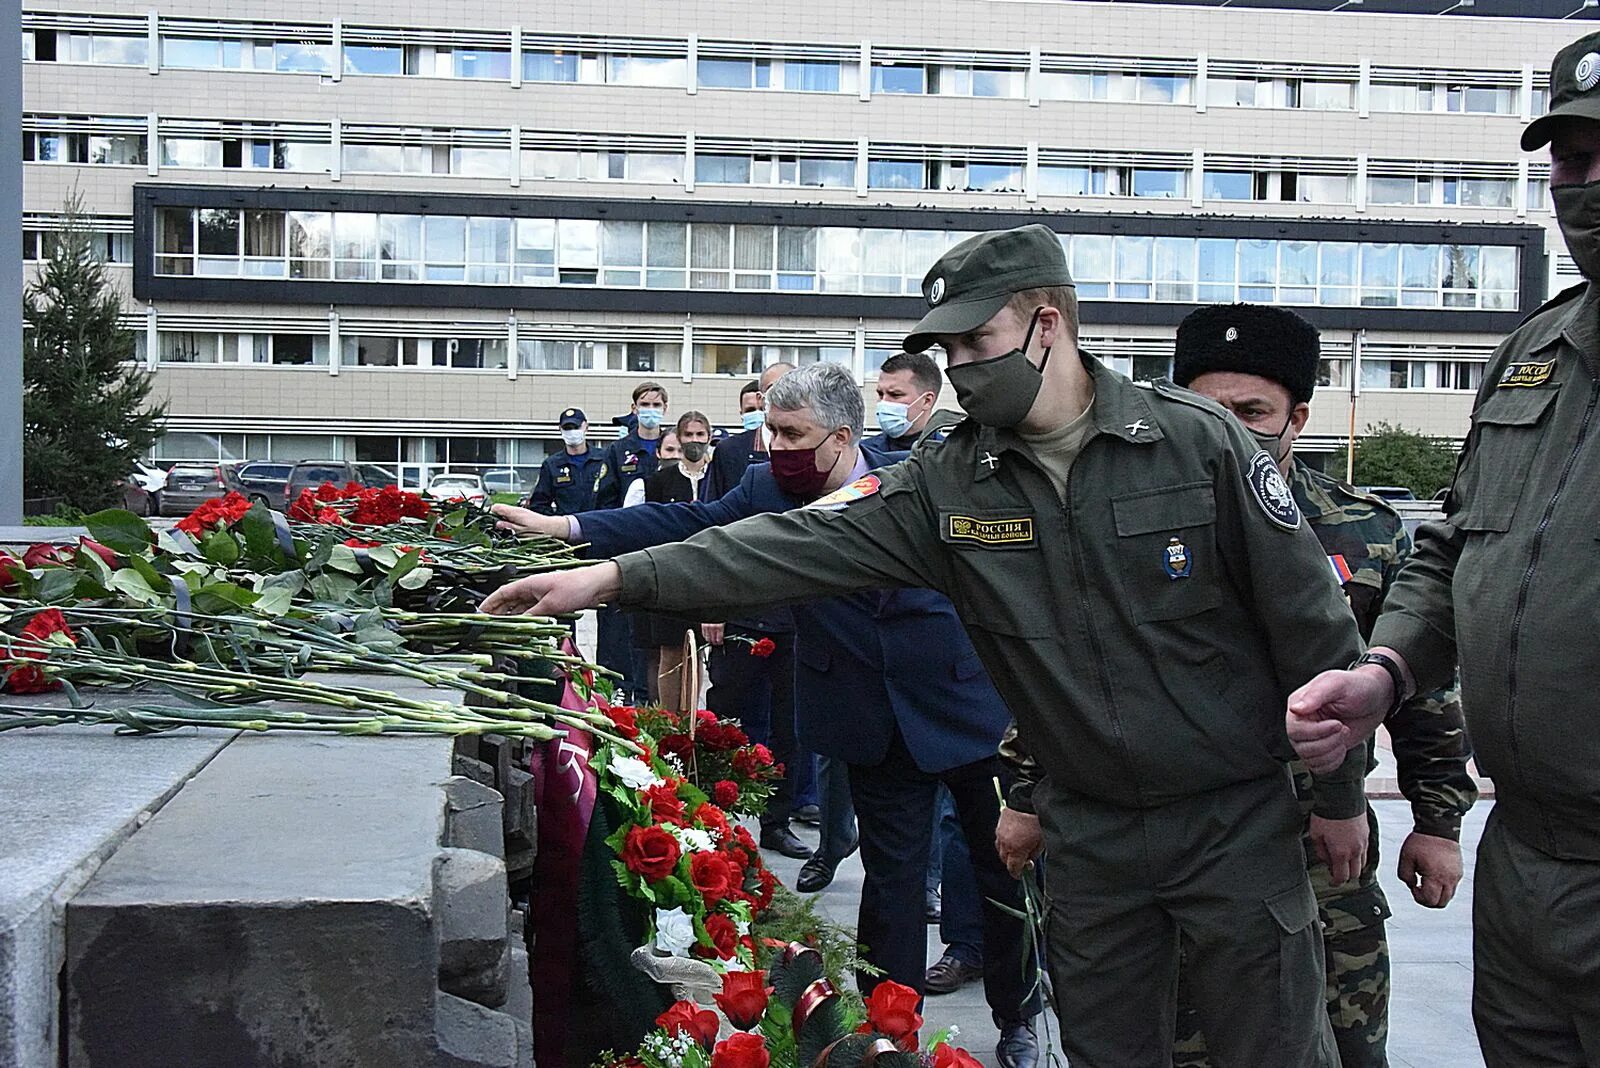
[602,950,982,1068]
[1,607,78,693]
[608,707,781,820]
[175,491,255,537]
[596,704,781,969]
[287,482,431,527]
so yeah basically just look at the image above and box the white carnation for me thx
[654,907,697,957]
[610,754,662,790]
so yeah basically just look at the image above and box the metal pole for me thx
[1347,329,1363,485]
[0,2,22,524]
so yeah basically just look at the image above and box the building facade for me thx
[20,0,1588,487]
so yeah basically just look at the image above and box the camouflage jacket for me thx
[1290,460,1477,841]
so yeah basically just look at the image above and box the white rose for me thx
[671,825,716,853]
[654,907,697,957]
[610,754,662,790]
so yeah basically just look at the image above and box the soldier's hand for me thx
[1310,813,1369,887]
[701,623,725,646]
[481,562,623,617]
[995,808,1043,879]
[1397,832,1463,909]
[491,503,572,541]
[1287,667,1393,774]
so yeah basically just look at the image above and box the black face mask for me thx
[1250,412,1295,463]
[1555,180,1600,281]
[680,441,709,463]
[943,308,1050,429]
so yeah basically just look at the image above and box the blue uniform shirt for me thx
[527,449,607,516]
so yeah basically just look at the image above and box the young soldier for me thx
[1170,303,1478,1068]
[487,225,1366,1068]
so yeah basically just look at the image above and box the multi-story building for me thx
[20,0,1593,487]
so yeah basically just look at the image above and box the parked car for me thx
[483,468,523,497]
[121,461,168,516]
[221,461,294,508]
[1361,485,1417,502]
[159,464,226,516]
[282,461,399,506]
[425,472,488,507]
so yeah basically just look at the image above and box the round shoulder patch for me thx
[1247,451,1301,531]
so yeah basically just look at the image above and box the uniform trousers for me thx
[1037,772,1338,1068]
[1472,805,1600,1067]
[849,729,1040,1026]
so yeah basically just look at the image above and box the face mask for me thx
[681,441,708,463]
[1249,413,1294,464]
[1555,181,1600,280]
[740,409,765,432]
[875,396,927,440]
[770,436,843,499]
[560,428,586,448]
[636,408,665,431]
[943,308,1049,429]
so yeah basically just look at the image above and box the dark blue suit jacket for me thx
[573,444,1012,773]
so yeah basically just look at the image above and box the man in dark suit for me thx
[490,363,1041,1068]
[706,362,793,499]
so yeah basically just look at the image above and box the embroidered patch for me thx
[1328,554,1354,584]
[1247,451,1301,531]
[1163,537,1192,580]
[555,471,573,484]
[1498,359,1556,389]
[805,474,882,511]
[946,514,1036,546]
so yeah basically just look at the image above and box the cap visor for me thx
[1522,100,1600,151]
[902,293,1011,353]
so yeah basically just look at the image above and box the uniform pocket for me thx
[1266,881,1326,1047]
[1111,482,1222,624]
[1456,389,1559,533]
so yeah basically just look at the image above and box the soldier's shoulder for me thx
[1141,378,1231,422]
[1300,465,1400,525]
[1518,281,1586,330]
[1499,282,1588,359]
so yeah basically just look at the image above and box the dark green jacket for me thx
[615,359,1365,815]
[1371,281,1600,859]
[1291,461,1476,842]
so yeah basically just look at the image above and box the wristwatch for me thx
[1348,651,1409,719]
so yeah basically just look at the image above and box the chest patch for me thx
[1247,452,1301,532]
[555,470,573,484]
[806,474,881,511]
[946,514,1036,547]
[1498,359,1556,389]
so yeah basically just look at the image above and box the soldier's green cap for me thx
[903,224,1075,354]
[1522,31,1600,151]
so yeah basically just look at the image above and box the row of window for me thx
[151,206,1524,310]
[22,229,131,262]
[1130,355,1485,392]
[23,20,1545,116]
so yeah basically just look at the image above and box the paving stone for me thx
[446,776,507,859]
[436,847,511,1008]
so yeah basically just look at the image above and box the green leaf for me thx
[108,567,161,606]
[129,553,171,593]
[387,547,423,585]
[327,543,364,575]
[260,571,307,595]
[71,575,113,601]
[237,503,282,565]
[396,566,433,591]
[156,529,201,557]
[252,586,294,617]
[368,545,400,568]
[310,573,360,603]
[83,508,154,555]
[305,532,337,572]
[77,543,114,585]
[198,530,241,565]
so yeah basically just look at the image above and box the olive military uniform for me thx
[612,349,1365,1066]
[1370,280,1600,1065]
[1174,461,1477,1068]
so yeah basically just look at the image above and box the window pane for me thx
[1204,170,1252,201]
[1368,177,1419,205]
[602,220,645,267]
[425,216,466,264]
[1360,243,1400,305]
[1401,244,1439,289]
[558,219,599,267]
[646,221,687,268]
[453,49,509,80]
[607,55,685,87]
[785,61,840,92]
[699,59,753,88]
[868,160,925,189]
[275,42,332,74]
[967,163,1022,192]
[1153,237,1195,301]
[524,52,579,82]
[345,45,402,75]
[697,154,751,184]
[1300,81,1352,110]
[1039,166,1105,196]
[1480,246,1519,293]
[196,209,239,256]
[163,37,220,68]
[872,64,925,94]
[452,146,511,178]
[1132,168,1186,198]
[795,158,854,187]
[161,138,221,168]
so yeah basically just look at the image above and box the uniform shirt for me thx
[613,357,1367,815]
[527,449,607,516]
[593,429,662,510]
[1371,281,1600,860]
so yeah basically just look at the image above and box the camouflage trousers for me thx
[1174,805,1392,1068]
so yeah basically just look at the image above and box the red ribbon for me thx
[791,978,838,1039]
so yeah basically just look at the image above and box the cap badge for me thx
[1224,326,1239,342]
[929,277,947,305]
[1579,52,1600,92]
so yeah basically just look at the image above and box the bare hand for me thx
[1397,832,1463,909]
[481,562,623,617]
[995,808,1043,879]
[1287,666,1394,774]
[1310,813,1369,887]
[701,622,725,646]
[491,503,571,540]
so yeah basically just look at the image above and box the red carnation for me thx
[713,780,740,808]
[3,608,78,694]
[643,782,688,826]
[342,538,381,549]
[933,1044,985,1068]
[753,868,779,911]
[659,733,695,762]
[733,825,758,852]
[715,971,774,1031]
[313,507,346,526]
[606,705,641,741]
[711,1031,769,1068]
[863,981,923,1050]
[621,824,681,882]
[690,851,737,904]
[750,637,776,658]
[287,490,321,521]
[656,1001,719,1049]
[733,745,774,778]
[703,913,739,959]
[314,482,344,502]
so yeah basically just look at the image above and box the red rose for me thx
[750,637,776,658]
[621,824,681,882]
[703,913,739,959]
[606,705,641,741]
[933,1044,985,1068]
[711,1031,769,1068]
[694,803,731,842]
[690,851,737,904]
[863,981,923,1048]
[643,782,687,826]
[659,733,695,763]
[22,543,67,568]
[656,1001,719,1048]
[715,972,773,1031]
[77,538,119,566]
[713,781,740,808]
[0,553,20,591]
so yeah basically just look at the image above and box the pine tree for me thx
[23,193,165,510]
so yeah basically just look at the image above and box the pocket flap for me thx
[1112,482,1216,537]
[1265,883,1318,935]
[1475,388,1558,428]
